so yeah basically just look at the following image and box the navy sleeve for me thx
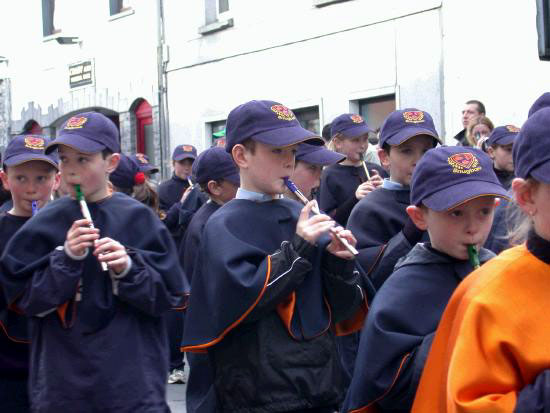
[162,202,181,231]
[15,248,83,316]
[515,370,550,413]
[114,250,180,316]
[332,195,359,227]
[244,235,314,324]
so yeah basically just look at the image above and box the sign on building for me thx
[69,60,94,89]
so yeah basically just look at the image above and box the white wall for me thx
[164,0,444,151]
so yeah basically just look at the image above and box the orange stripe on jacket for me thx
[182,255,272,352]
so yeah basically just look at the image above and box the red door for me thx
[135,100,152,154]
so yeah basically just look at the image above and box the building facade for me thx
[2,0,550,175]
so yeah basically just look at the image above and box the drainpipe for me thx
[156,0,170,180]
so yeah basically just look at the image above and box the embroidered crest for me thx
[24,136,45,150]
[271,105,296,121]
[448,153,482,175]
[350,114,364,124]
[506,125,520,133]
[65,116,88,130]
[182,145,194,152]
[403,111,425,124]
[135,153,149,164]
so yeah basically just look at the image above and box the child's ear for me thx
[106,153,120,174]
[0,170,10,191]
[378,148,390,170]
[512,178,537,215]
[406,205,428,231]
[207,180,221,196]
[486,146,496,160]
[52,172,61,192]
[232,144,248,169]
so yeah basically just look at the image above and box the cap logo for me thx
[182,145,194,152]
[271,104,296,121]
[135,153,148,164]
[506,125,520,133]
[403,111,425,124]
[448,153,481,175]
[350,114,364,124]
[65,116,88,130]
[24,136,45,150]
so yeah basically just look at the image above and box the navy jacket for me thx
[347,187,427,289]
[343,243,494,412]
[158,174,189,211]
[0,193,187,413]
[183,198,366,412]
[0,213,30,380]
[319,163,387,226]
[484,196,513,254]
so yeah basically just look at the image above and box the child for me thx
[131,152,160,178]
[319,113,386,226]
[0,135,59,413]
[0,112,187,412]
[284,142,345,201]
[347,108,441,289]
[486,125,519,190]
[412,93,550,412]
[182,100,367,412]
[180,147,240,413]
[158,144,196,211]
[343,146,506,412]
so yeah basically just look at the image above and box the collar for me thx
[236,188,280,203]
[493,167,514,179]
[382,178,409,191]
[527,230,550,264]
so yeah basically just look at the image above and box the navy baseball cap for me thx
[3,135,59,169]
[131,153,159,174]
[330,114,373,138]
[296,142,345,165]
[486,125,520,147]
[411,146,508,211]
[110,154,144,190]
[379,108,441,147]
[514,93,550,183]
[46,112,120,154]
[225,100,324,153]
[193,147,240,186]
[172,144,197,161]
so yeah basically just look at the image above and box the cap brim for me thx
[46,135,106,155]
[338,124,374,138]
[3,154,59,170]
[422,180,509,211]
[173,154,196,161]
[384,129,441,146]
[140,165,160,173]
[297,147,346,165]
[252,125,324,147]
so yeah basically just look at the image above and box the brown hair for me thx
[133,179,162,218]
[466,115,494,146]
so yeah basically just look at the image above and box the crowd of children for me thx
[0,91,548,413]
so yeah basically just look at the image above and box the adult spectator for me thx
[454,99,486,146]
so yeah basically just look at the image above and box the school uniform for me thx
[413,236,550,412]
[347,182,428,289]
[487,125,519,192]
[493,167,514,190]
[181,200,221,413]
[0,193,187,413]
[319,163,387,226]
[0,213,31,413]
[183,194,367,413]
[484,196,512,254]
[343,243,494,412]
[158,174,190,211]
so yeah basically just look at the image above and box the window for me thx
[199,0,233,35]
[293,106,320,135]
[536,0,550,60]
[209,120,226,147]
[109,0,132,16]
[358,95,396,133]
[313,0,351,8]
[42,0,57,37]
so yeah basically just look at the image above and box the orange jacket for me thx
[412,244,550,412]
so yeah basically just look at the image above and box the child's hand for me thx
[66,219,99,257]
[93,238,129,274]
[355,170,383,200]
[296,200,335,245]
[326,226,357,260]
[180,185,193,203]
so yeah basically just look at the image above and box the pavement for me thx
[167,383,187,412]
